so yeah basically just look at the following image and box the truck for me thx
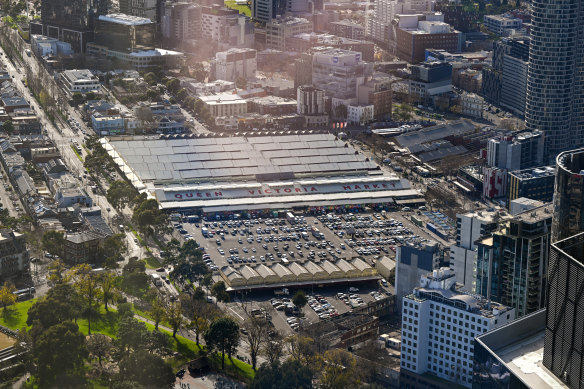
[202,227,209,237]
[151,274,162,287]
[286,212,295,224]
[274,288,289,296]
[311,226,321,239]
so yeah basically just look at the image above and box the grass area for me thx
[77,306,119,338]
[144,256,161,269]
[142,321,255,383]
[132,305,172,328]
[224,0,251,16]
[0,299,37,330]
[1,299,255,383]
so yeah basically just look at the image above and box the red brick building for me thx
[394,18,460,63]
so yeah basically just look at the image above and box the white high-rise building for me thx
[401,268,515,388]
[449,210,507,290]
[215,48,257,82]
[367,0,432,45]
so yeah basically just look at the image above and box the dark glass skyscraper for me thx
[544,232,584,389]
[37,0,108,52]
[552,149,584,243]
[525,0,584,159]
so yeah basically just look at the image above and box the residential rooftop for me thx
[509,166,555,179]
[98,13,153,25]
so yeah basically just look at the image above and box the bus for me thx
[13,287,35,301]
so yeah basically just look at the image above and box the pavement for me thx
[175,373,244,389]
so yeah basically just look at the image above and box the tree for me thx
[119,350,175,389]
[202,273,213,296]
[117,302,134,320]
[243,317,270,370]
[211,281,230,302]
[146,330,172,356]
[144,72,158,85]
[32,321,88,387]
[164,238,181,259]
[100,272,118,312]
[251,360,313,389]
[42,230,65,257]
[292,290,308,311]
[140,296,160,331]
[86,334,112,367]
[146,89,160,101]
[121,271,150,298]
[68,264,102,335]
[27,283,81,327]
[72,92,84,104]
[116,317,148,357]
[262,330,284,364]
[132,198,169,237]
[189,316,208,347]
[166,302,184,338]
[0,282,16,312]
[204,317,240,370]
[393,103,413,121]
[319,349,360,389]
[286,335,317,367]
[2,120,14,134]
[100,234,127,268]
[165,78,180,93]
[123,257,146,274]
[176,88,188,102]
[107,180,137,211]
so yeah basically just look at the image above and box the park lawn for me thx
[142,322,255,383]
[77,305,120,338]
[132,305,172,328]
[210,352,255,384]
[0,299,37,330]
[224,0,251,16]
[143,256,161,269]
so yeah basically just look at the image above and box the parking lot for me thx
[177,210,446,276]
[223,281,393,336]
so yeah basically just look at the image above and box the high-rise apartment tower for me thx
[525,0,584,159]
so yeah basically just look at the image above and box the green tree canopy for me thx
[251,360,313,389]
[99,234,127,268]
[132,198,169,237]
[2,120,14,134]
[211,281,229,302]
[106,180,137,211]
[204,317,240,369]
[27,283,81,328]
[118,350,175,388]
[115,316,149,358]
[41,230,65,257]
[165,78,180,93]
[292,290,308,310]
[32,321,88,387]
